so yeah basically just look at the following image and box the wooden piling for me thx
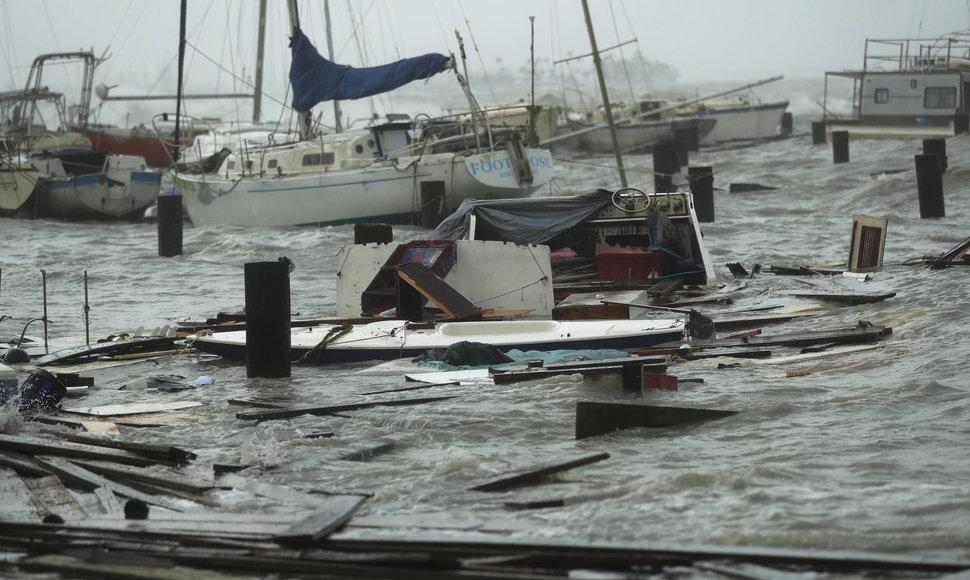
[915,154,945,219]
[811,121,826,145]
[955,113,969,135]
[687,166,715,223]
[244,261,291,378]
[354,223,392,245]
[922,138,947,174]
[832,130,849,164]
[781,112,793,136]
[652,141,678,193]
[157,194,183,257]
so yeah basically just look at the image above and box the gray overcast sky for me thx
[2,0,968,125]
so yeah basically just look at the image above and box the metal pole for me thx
[581,0,626,187]
[174,0,187,162]
[83,271,90,346]
[253,0,267,123]
[324,0,342,132]
[41,269,48,354]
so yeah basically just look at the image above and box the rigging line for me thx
[99,1,144,79]
[456,0,498,103]
[476,277,547,304]
[182,41,289,110]
[608,0,637,104]
[145,0,220,96]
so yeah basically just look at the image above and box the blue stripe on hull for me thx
[195,330,683,365]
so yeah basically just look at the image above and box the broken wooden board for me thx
[23,474,88,522]
[235,395,458,422]
[34,336,179,367]
[468,452,610,492]
[403,368,492,385]
[33,413,201,428]
[491,361,668,385]
[274,494,368,547]
[0,467,40,522]
[33,456,188,511]
[576,402,738,439]
[67,459,215,495]
[80,421,119,435]
[18,553,240,580]
[687,325,892,350]
[216,473,352,508]
[0,434,169,467]
[789,292,896,306]
[396,261,483,322]
[62,400,204,417]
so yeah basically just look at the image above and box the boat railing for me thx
[861,32,970,73]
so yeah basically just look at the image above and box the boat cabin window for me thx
[302,152,335,166]
[924,86,957,109]
[267,159,278,169]
[227,161,235,170]
[874,88,889,104]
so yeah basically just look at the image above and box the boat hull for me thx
[573,118,715,153]
[42,170,161,219]
[695,101,789,145]
[176,147,554,228]
[0,158,40,213]
[190,318,685,364]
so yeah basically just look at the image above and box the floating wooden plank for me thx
[93,485,122,515]
[468,452,610,492]
[33,414,201,429]
[576,402,738,439]
[59,433,197,464]
[68,459,215,495]
[403,369,491,385]
[81,420,119,435]
[23,474,88,522]
[690,325,892,350]
[62,400,204,417]
[491,361,668,385]
[217,473,344,508]
[274,494,368,547]
[33,456,187,511]
[789,292,896,306]
[729,182,777,192]
[235,395,458,422]
[0,434,164,467]
[18,553,240,580]
[0,467,40,522]
[0,450,52,477]
[396,261,483,322]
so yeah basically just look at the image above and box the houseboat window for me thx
[301,152,336,166]
[227,161,236,170]
[874,88,889,104]
[924,87,957,109]
[267,159,278,169]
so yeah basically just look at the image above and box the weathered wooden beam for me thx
[468,452,610,492]
[23,475,88,522]
[0,434,166,467]
[33,456,188,511]
[274,494,368,547]
[576,402,738,439]
[67,459,214,495]
[0,467,40,522]
[789,292,896,306]
[235,395,458,422]
[57,432,197,464]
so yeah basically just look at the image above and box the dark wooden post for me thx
[157,194,183,257]
[652,141,678,193]
[832,130,849,163]
[915,154,945,219]
[673,127,691,163]
[922,138,947,174]
[811,121,826,145]
[688,166,715,223]
[781,112,793,136]
[245,261,291,378]
[354,223,393,244]
[955,113,969,135]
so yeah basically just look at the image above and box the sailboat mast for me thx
[287,0,312,139]
[174,0,187,162]
[253,0,266,123]
[324,0,342,132]
[581,0,626,187]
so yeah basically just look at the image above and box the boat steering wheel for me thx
[611,187,650,213]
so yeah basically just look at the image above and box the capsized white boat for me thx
[189,317,686,365]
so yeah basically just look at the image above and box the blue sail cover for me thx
[289,27,452,112]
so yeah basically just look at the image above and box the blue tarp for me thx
[289,27,452,112]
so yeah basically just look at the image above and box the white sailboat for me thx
[174,1,554,229]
